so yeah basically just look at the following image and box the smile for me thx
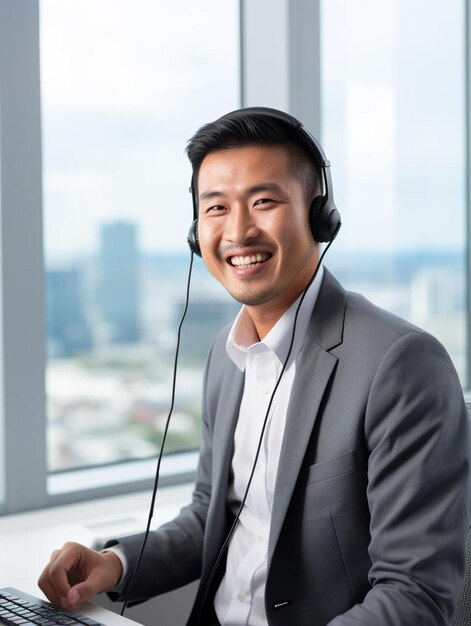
[229,253,271,267]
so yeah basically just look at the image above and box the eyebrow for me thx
[199,182,286,202]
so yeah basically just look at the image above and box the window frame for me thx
[0,0,48,515]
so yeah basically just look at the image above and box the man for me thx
[39,108,470,625]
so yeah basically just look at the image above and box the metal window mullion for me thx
[288,0,322,141]
[0,0,48,514]
[239,0,245,108]
[240,0,289,109]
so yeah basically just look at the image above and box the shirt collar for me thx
[226,265,324,371]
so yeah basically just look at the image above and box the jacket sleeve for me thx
[328,331,470,625]
[105,344,216,604]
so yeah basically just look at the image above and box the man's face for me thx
[197,144,319,318]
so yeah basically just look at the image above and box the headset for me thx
[187,106,342,256]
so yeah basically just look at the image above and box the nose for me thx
[224,205,260,245]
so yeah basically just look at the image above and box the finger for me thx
[67,572,102,607]
[47,546,83,605]
[38,549,70,606]
[38,564,63,607]
[49,549,61,565]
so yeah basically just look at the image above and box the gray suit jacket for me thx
[109,269,471,625]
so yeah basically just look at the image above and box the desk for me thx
[0,485,196,626]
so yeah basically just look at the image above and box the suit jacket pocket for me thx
[295,451,367,521]
[301,450,358,486]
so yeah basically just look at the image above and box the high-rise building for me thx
[46,267,92,357]
[99,221,140,344]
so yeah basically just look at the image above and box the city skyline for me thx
[46,218,466,361]
[45,231,467,472]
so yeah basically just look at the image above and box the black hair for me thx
[186,109,321,205]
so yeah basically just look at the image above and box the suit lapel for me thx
[211,363,244,501]
[268,269,347,562]
[202,361,244,573]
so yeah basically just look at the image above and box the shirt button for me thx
[237,592,246,603]
[262,387,270,394]
[257,534,264,543]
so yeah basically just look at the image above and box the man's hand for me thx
[38,542,123,611]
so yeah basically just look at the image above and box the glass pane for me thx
[40,0,240,472]
[321,0,467,383]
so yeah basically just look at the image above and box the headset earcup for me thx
[187,219,202,256]
[322,207,341,242]
[309,196,324,242]
[310,196,341,243]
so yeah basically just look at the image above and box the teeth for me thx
[230,253,269,267]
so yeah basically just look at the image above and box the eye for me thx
[204,204,227,214]
[253,198,275,207]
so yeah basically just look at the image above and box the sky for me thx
[40,0,466,262]
[40,0,240,262]
[322,0,466,255]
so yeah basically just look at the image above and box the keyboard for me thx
[0,588,103,626]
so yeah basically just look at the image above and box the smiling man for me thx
[39,108,470,626]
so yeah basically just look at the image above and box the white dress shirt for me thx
[214,266,324,626]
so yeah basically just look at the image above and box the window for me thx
[40,0,240,474]
[321,0,468,385]
[0,1,239,514]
